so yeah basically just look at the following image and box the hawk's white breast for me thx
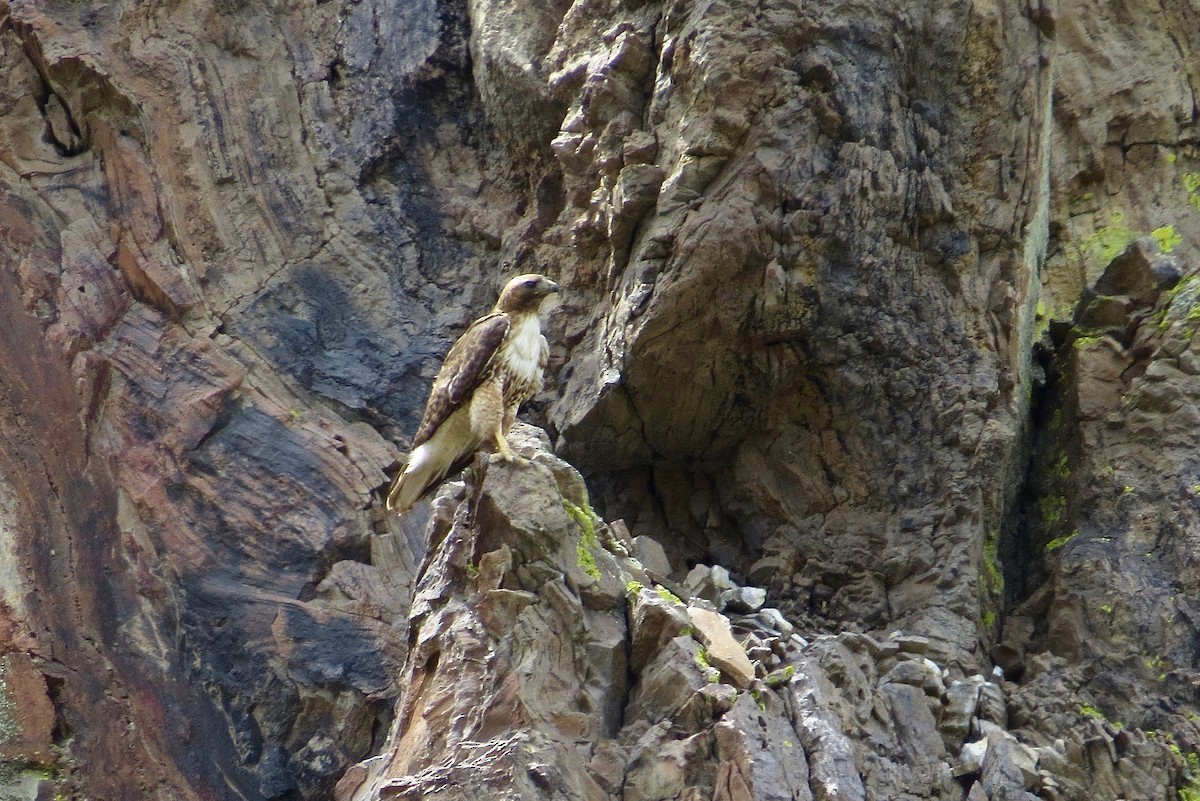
[501,314,546,385]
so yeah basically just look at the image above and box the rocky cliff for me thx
[1,0,1200,799]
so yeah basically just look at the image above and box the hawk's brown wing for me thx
[411,312,510,447]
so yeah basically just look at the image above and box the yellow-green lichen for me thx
[1078,702,1107,721]
[565,499,603,579]
[1153,225,1183,253]
[695,646,718,682]
[563,500,599,549]
[1157,275,1200,332]
[982,532,1003,597]
[1082,213,1137,265]
[1172,743,1200,801]
[626,580,645,597]
[765,666,796,690]
[1184,172,1200,211]
[1046,530,1078,552]
[1040,494,1067,526]
[1051,453,1071,479]
[577,541,601,580]
[656,586,683,605]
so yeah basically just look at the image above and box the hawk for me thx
[386,274,560,515]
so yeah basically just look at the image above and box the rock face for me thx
[337,428,1188,801]
[3,0,1200,799]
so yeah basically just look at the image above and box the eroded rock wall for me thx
[535,0,1055,660]
[0,0,470,796]
[2,0,1200,799]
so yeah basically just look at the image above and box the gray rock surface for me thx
[333,429,1195,801]
[3,0,1200,799]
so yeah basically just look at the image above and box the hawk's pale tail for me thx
[386,410,478,515]
[386,441,444,514]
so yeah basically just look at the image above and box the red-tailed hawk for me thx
[386,274,560,515]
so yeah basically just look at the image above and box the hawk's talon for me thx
[493,433,518,462]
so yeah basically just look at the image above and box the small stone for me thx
[1179,351,1200,375]
[1009,743,1040,789]
[588,740,627,794]
[893,634,932,655]
[881,657,944,697]
[684,564,711,591]
[874,638,901,658]
[623,738,687,801]
[477,589,539,637]
[756,607,794,637]
[940,677,983,753]
[747,645,773,662]
[684,564,737,606]
[883,682,947,759]
[1035,744,1070,778]
[628,637,711,721]
[629,588,692,672]
[954,739,988,777]
[763,665,795,688]
[979,731,1040,791]
[633,536,672,581]
[977,682,1007,726]
[686,606,756,688]
[608,519,635,547]
[724,586,767,613]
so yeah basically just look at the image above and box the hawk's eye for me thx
[523,278,538,288]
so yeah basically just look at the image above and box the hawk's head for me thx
[496,273,560,313]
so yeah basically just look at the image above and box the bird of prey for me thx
[386,274,560,515]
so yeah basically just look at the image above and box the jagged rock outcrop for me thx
[336,427,1190,801]
[4,0,1200,799]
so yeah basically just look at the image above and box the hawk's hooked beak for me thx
[542,279,560,295]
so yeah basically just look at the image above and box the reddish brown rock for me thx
[0,653,54,766]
